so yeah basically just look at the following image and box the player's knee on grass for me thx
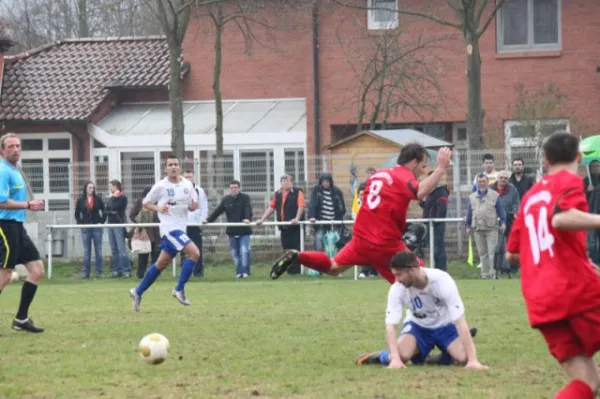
[444,339,468,365]
[397,334,420,363]
[25,260,44,283]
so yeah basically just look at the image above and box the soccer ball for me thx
[138,333,169,365]
[10,271,19,283]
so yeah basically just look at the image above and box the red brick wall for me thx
[181,1,600,154]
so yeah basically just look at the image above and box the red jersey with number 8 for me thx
[507,170,600,327]
[352,166,419,248]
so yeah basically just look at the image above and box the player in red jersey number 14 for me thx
[506,132,600,399]
[268,143,452,284]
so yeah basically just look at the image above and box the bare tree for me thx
[335,16,447,133]
[508,82,570,177]
[335,0,507,150]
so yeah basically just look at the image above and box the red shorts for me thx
[538,307,600,363]
[333,236,423,284]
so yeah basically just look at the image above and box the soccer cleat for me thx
[470,327,478,338]
[355,351,383,366]
[269,250,299,280]
[130,288,142,312]
[12,318,44,333]
[172,289,191,306]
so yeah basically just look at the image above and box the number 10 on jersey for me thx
[524,206,555,265]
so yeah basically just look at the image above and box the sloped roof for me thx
[326,129,453,150]
[0,36,172,121]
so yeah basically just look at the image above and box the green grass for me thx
[0,261,578,398]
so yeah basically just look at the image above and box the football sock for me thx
[555,380,594,399]
[379,350,390,365]
[175,259,195,291]
[297,252,332,273]
[136,264,162,296]
[16,281,37,320]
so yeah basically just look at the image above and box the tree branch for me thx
[477,0,507,39]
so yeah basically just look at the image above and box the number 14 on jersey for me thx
[524,206,555,265]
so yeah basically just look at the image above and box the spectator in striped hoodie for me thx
[308,173,346,252]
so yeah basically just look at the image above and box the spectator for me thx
[466,174,506,279]
[584,161,600,262]
[472,153,498,192]
[205,180,253,279]
[509,158,534,199]
[490,170,520,276]
[74,181,106,278]
[129,186,160,279]
[308,172,346,250]
[183,170,208,278]
[257,175,305,275]
[105,179,131,278]
[420,171,449,271]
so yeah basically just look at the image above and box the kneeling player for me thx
[507,132,600,398]
[356,251,487,370]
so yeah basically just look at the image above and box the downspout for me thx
[312,1,321,155]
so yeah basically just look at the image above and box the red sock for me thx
[298,251,332,273]
[555,380,594,399]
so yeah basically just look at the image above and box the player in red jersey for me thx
[506,132,600,399]
[269,143,452,284]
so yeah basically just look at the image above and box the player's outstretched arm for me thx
[552,208,600,230]
[416,148,452,200]
[455,315,488,370]
[385,324,406,369]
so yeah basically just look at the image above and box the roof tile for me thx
[1,37,171,121]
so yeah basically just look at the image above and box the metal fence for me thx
[20,146,591,265]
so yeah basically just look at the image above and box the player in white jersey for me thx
[356,251,487,370]
[129,154,200,312]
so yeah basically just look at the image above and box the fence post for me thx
[300,223,305,275]
[46,228,53,279]
[429,220,435,268]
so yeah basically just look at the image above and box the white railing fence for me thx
[45,218,464,280]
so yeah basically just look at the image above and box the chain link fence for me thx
[21,147,591,265]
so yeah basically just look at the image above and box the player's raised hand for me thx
[465,360,489,370]
[436,147,452,169]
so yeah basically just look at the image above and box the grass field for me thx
[0,261,577,398]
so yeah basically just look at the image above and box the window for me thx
[285,149,306,185]
[497,0,560,52]
[21,139,43,151]
[48,158,71,193]
[200,151,234,192]
[505,119,569,177]
[120,153,156,202]
[47,200,71,211]
[240,151,275,193]
[21,159,44,194]
[48,138,70,150]
[368,0,398,30]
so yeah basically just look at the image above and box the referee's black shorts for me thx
[0,220,41,270]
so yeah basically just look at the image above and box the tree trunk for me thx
[169,44,185,161]
[212,4,226,192]
[465,33,485,150]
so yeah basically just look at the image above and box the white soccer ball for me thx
[10,271,19,283]
[138,333,169,365]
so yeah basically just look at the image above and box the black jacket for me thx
[421,185,449,220]
[509,173,535,201]
[75,194,106,225]
[308,173,346,221]
[206,193,253,236]
[106,193,128,224]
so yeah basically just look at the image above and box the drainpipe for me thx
[312,1,321,155]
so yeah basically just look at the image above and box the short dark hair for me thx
[397,143,429,165]
[512,158,524,165]
[390,251,420,269]
[543,132,578,165]
[166,154,179,161]
[230,180,241,187]
[184,170,193,175]
[476,173,488,180]
[482,153,494,162]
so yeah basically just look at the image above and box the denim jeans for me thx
[81,227,103,276]
[589,230,600,264]
[431,223,447,271]
[229,235,251,275]
[186,226,204,277]
[108,227,131,275]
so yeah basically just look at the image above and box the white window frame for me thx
[367,0,398,30]
[20,133,72,210]
[496,0,561,53]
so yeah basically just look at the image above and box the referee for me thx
[0,133,46,334]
